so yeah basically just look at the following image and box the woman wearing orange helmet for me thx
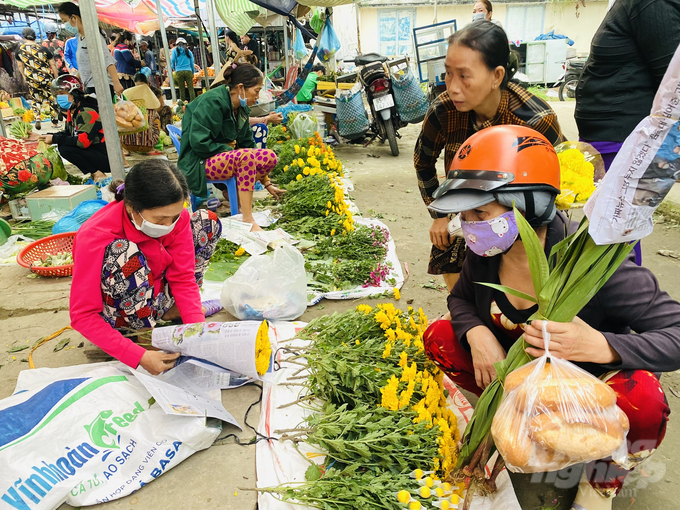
[415,21,565,291]
[424,125,679,510]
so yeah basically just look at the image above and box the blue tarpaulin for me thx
[535,30,574,46]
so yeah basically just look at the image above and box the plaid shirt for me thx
[414,82,566,218]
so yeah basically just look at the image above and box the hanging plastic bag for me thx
[52,199,108,234]
[113,99,147,133]
[220,244,307,321]
[311,8,324,34]
[318,18,341,62]
[491,324,629,473]
[289,113,317,139]
[586,43,680,244]
[293,28,307,60]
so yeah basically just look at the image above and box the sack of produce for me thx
[289,113,317,140]
[113,99,147,133]
[0,137,52,197]
[391,68,429,124]
[491,325,629,473]
[220,244,307,321]
[335,84,369,139]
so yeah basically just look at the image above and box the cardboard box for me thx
[26,185,97,220]
[1,108,14,119]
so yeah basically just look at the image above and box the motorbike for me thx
[341,53,404,156]
[557,57,587,101]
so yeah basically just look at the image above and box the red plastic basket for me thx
[17,232,76,277]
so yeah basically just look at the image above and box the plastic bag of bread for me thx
[113,100,146,133]
[491,323,629,473]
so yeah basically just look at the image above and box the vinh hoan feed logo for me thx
[1,399,147,510]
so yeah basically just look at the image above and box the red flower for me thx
[78,132,92,148]
[17,170,32,182]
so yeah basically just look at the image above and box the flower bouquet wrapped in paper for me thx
[151,320,275,381]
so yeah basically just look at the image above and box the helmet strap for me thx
[524,190,554,227]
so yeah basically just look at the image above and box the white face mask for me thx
[472,12,487,21]
[132,210,179,238]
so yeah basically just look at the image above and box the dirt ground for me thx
[1,101,679,509]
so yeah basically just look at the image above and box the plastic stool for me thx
[167,125,239,216]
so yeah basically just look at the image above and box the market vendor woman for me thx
[70,160,223,375]
[415,21,564,291]
[424,125,677,510]
[178,62,282,231]
[42,75,110,181]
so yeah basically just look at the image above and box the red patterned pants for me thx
[423,320,670,495]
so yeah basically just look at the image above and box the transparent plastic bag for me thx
[113,99,146,133]
[220,244,307,321]
[289,113,317,139]
[491,323,629,473]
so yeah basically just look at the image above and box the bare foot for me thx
[93,171,108,182]
[250,223,263,232]
[161,304,181,321]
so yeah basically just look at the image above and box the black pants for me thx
[86,85,116,101]
[58,143,111,175]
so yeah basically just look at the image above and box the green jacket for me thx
[178,86,254,198]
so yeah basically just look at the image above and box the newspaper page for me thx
[152,321,274,381]
[132,371,242,429]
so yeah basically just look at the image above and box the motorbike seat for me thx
[354,53,388,66]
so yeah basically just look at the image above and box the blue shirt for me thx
[113,44,140,75]
[64,36,78,70]
[171,47,194,72]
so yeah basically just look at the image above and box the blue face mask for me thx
[64,22,78,35]
[239,93,248,108]
[56,94,72,110]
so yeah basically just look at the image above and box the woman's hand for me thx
[266,112,283,125]
[467,325,507,390]
[41,134,53,145]
[113,81,125,96]
[430,217,451,251]
[139,350,180,375]
[265,183,285,201]
[524,318,621,364]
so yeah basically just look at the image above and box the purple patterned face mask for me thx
[460,210,519,257]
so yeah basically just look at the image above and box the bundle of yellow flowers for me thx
[255,320,271,376]
[555,144,602,209]
[363,303,460,479]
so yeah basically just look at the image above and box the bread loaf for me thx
[529,410,626,461]
[492,406,568,472]
[116,116,133,129]
[506,362,617,412]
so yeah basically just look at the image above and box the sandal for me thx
[202,300,223,317]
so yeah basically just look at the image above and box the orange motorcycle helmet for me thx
[429,125,560,224]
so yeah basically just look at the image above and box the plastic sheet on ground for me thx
[255,326,522,510]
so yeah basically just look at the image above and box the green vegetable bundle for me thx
[9,120,33,139]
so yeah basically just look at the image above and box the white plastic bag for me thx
[289,113,317,140]
[0,363,220,509]
[491,324,629,473]
[220,244,307,321]
[587,43,680,244]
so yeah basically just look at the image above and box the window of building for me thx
[505,4,545,43]
[378,9,415,57]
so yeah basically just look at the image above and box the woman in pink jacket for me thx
[70,160,222,375]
